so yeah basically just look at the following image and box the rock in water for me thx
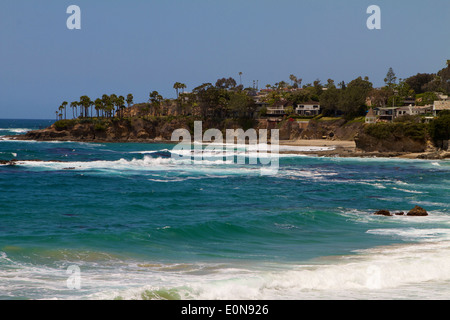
[374,210,392,216]
[407,206,428,216]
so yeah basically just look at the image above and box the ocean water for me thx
[0,119,449,300]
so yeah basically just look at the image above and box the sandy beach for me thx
[280,139,356,148]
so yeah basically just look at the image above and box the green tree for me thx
[126,93,134,107]
[437,61,450,93]
[320,81,340,116]
[289,74,298,87]
[313,79,323,97]
[149,91,163,116]
[173,82,182,98]
[180,83,187,94]
[367,87,390,108]
[429,112,450,148]
[405,73,435,94]
[117,95,125,118]
[387,80,415,107]
[102,94,114,118]
[384,67,397,88]
[94,98,103,118]
[215,77,237,89]
[58,104,64,120]
[62,101,68,119]
[228,91,256,118]
[109,94,118,117]
[70,101,78,119]
[416,92,438,106]
[79,95,93,118]
[338,77,373,119]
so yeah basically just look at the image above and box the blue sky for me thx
[0,0,449,119]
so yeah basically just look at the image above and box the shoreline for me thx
[5,134,450,160]
[280,139,450,160]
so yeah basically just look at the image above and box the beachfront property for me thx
[366,105,434,122]
[295,102,321,116]
[433,100,450,116]
[266,101,292,116]
[365,108,377,124]
[396,105,433,116]
[266,100,321,117]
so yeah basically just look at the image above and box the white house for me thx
[365,108,377,124]
[296,102,321,116]
[396,105,433,117]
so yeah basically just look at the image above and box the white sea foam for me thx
[91,240,450,300]
[130,146,307,160]
[12,156,261,177]
[367,228,450,242]
[3,238,450,300]
[280,168,338,181]
[0,128,32,134]
[392,187,424,194]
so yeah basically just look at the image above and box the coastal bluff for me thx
[19,118,192,143]
[16,117,365,144]
[12,117,449,159]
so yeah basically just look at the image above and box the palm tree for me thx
[239,72,243,86]
[55,111,59,121]
[126,93,134,107]
[62,101,68,119]
[289,74,298,88]
[70,101,78,119]
[58,105,64,120]
[79,95,92,118]
[109,94,118,117]
[180,83,187,94]
[102,94,114,118]
[117,95,125,118]
[94,98,103,118]
[173,82,182,98]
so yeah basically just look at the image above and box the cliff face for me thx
[355,122,430,153]
[299,119,364,141]
[23,118,192,142]
[22,117,366,143]
[255,118,365,141]
[355,132,428,153]
[21,117,260,143]
[19,117,433,156]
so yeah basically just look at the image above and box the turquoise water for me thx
[1,119,450,300]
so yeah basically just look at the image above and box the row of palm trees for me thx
[56,94,134,120]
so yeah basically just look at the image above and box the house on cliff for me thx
[433,100,450,116]
[267,101,293,116]
[365,108,377,124]
[295,102,321,116]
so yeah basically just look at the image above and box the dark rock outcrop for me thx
[407,206,428,216]
[374,210,392,216]
[298,119,364,141]
[355,132,427,153]
[374,207,428,217]
[355,122,429,153]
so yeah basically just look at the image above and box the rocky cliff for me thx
[21,118,192,142]
[20,117,260,143]
[354,122,430,153]
[15,117,446,159]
